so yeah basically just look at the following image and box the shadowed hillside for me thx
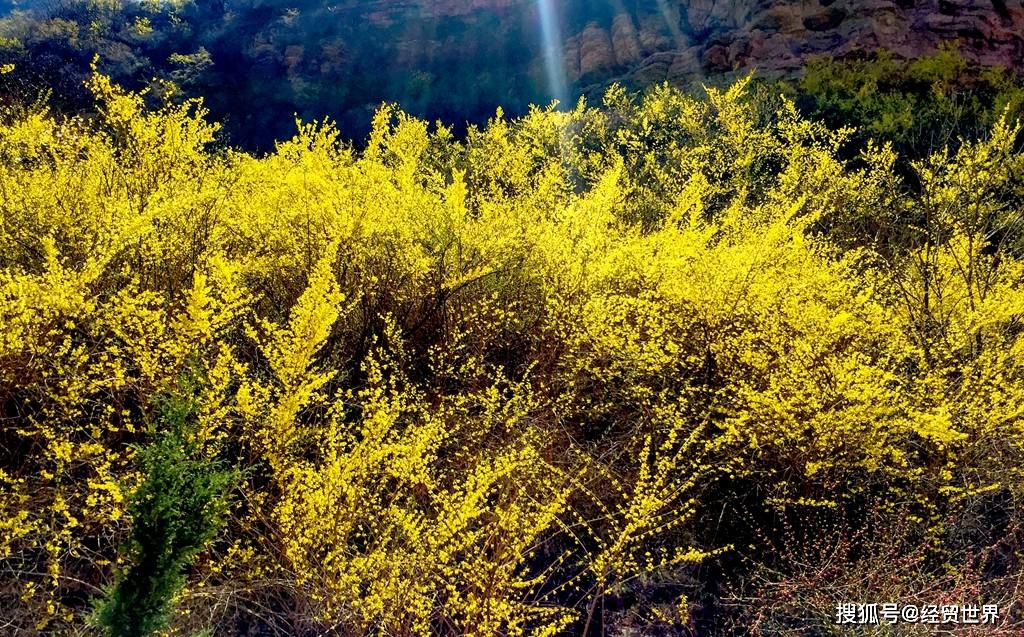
[1,0,1022,148]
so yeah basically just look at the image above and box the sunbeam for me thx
[537,0,569,108]
[655,0,689,49]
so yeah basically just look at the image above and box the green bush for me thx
[94,396,235,637]
[794,45,1024,157]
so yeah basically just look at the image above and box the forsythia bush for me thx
[1,73,1023,635]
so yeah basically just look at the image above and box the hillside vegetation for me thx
[2,72,1024,635]
[2,0,1023,151]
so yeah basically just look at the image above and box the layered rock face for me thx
[317,0,1023,108]
[558,0,1024,89]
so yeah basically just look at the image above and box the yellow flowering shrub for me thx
[1,72,1023,634]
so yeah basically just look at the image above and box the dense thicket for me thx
[794,44,1024,160]
[2,72,1024,636]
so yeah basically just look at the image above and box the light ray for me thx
[655,0,688,49]
[537,0,569,108]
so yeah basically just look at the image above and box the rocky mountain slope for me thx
[256,0,1024,129]
[562,0,1024,88]
[313,0,1024,90]
[3,0,1021,146]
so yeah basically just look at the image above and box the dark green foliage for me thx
[0,0,554,149]
[793,45,1024,157]
[95,396,235,637]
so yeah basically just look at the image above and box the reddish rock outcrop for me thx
[327,0,1023,95]
[553,1,1024,88]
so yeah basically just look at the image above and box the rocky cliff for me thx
[275,0,1024,115]
[559,0,1024,90]
[306,1,1024,84]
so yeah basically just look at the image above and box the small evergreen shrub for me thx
[95,396,235,637]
